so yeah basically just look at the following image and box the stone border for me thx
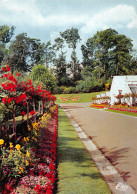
[64,109,135,194]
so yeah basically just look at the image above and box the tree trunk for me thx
[39,101,41,115]
[13,109,16,139]
[27,102,29,126]
[42,101,44,115]
[33,101,36,122]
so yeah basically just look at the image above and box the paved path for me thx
[59,102,137,193]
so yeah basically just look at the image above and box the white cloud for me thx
[80,4,137,35]
[0,0,136,51]
[0,0,45,26]
[44,14,88,26]
[127,18,137,28]
[0,1,136,32]
[0,0,88,27]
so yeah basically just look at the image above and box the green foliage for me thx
[60,28,81,78]
[54,54,70,86]
[76,77,105,93]
[30,64,56,92]
[1,103,13,121]
[7,33,45,72]
[0,25,15,65]
[76,79,94,93]
[0,25,15,44]
[63,87,76,94]
[53,86,64,94]
[81,28,133,80]
[0,145,34,179]
[44,41,55,68]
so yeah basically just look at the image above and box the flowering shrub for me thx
[0,65,56,137]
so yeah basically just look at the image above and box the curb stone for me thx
[63,109,135,194]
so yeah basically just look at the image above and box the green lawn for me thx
[57,108,111,194]
[90,106,137,117]
[55,91,105,103]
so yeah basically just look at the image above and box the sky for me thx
[0,0,137,61]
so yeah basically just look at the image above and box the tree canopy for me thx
[30,64,56,93]
[81,28,133,80]
[6,33,45,72]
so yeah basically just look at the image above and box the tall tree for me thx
[53,37,69,86]
[44,41,55,68]
[0,25,15,65]
[81,28,133,80]
[7,33,45,72]
[60,28,81,78]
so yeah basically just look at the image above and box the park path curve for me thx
[59,102,137,193]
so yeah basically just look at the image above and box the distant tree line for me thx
[0,25,137,93]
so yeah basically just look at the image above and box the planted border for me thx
[0,106,58,194]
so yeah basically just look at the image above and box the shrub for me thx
[53,86,64,94]
[63,87,76,94]
[76,80,94,93]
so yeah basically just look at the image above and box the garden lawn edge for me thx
[90,106,137,118]
[57,107,111,194]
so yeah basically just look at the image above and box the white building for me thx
[110,75,137,105]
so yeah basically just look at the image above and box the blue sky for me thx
[0,0,137,60]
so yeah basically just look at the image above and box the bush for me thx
[30,64,56,93]
[63,87,77,94]
[94,81,104,91]
[53,86,64,94]
[76,80,94,93]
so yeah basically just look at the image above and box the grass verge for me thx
[55,91,105,103]
[90,106,137,117]
[57,107,111,194]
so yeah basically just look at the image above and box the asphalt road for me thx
[59,102,137,193]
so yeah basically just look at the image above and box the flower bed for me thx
[0,106,58,194]
[90,104,137,113]
[58,96,80,102]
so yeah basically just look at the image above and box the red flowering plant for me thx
[0,65,27,138]
[21,111,26,122]
[18,81,45,123]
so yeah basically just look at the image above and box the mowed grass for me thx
[90,106,137,117]
[55,91,105,103]
[57,108,111,194]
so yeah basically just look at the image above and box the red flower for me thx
[49,163,55,170]
[2,67,6,71]
[6,65,10,71]
[16,72,21,76]
[21,111,26,116]
[34,184,43,192]
[4,74,8,78]
[29,110,36,115]
[2,98,7,104]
